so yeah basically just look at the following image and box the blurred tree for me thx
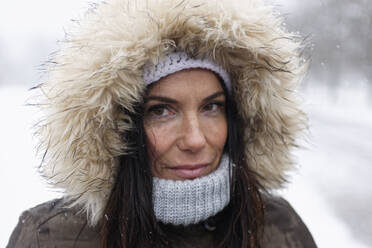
[284,0,372,86]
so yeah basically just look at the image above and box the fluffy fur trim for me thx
[35,0,308,225]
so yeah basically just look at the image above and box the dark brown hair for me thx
[101,83,265,247]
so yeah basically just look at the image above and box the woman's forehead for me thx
[146,68,225,98]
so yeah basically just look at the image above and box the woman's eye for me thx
[203,102,225,113]
[146,105,174,119]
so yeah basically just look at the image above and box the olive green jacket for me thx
[8,195,317,248]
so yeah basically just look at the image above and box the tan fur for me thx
[35,0,308,225]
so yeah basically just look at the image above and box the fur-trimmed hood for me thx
[35,0,307,225]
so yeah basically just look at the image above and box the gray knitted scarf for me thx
[153,155,230,226]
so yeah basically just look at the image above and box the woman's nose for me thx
[177,114,206,152]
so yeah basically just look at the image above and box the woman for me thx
[8,0,317,247]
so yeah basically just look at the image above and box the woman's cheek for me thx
[145,120,178,154]
[202,115,228,148]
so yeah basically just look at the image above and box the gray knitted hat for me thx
[143,51,232,92]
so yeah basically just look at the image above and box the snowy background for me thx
[1,0,371,247]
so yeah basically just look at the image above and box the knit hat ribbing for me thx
[143,51,232,92]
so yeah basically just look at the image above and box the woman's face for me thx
[144,68,228,180]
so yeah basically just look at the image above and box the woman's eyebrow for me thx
[145,96,178,104]
[203,91,225,102]
[145,91,225,104]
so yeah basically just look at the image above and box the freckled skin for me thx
[144,68,228,180]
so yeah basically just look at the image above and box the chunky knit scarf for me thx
[153,155,230,226]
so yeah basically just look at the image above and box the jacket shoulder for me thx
[7,198,100,248]
[262,194,317,248]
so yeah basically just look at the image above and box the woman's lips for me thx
[167,164,209,179]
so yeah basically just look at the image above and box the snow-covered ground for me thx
[0,87,62,247]
[282,81,372,248]
[1,83,371,247]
